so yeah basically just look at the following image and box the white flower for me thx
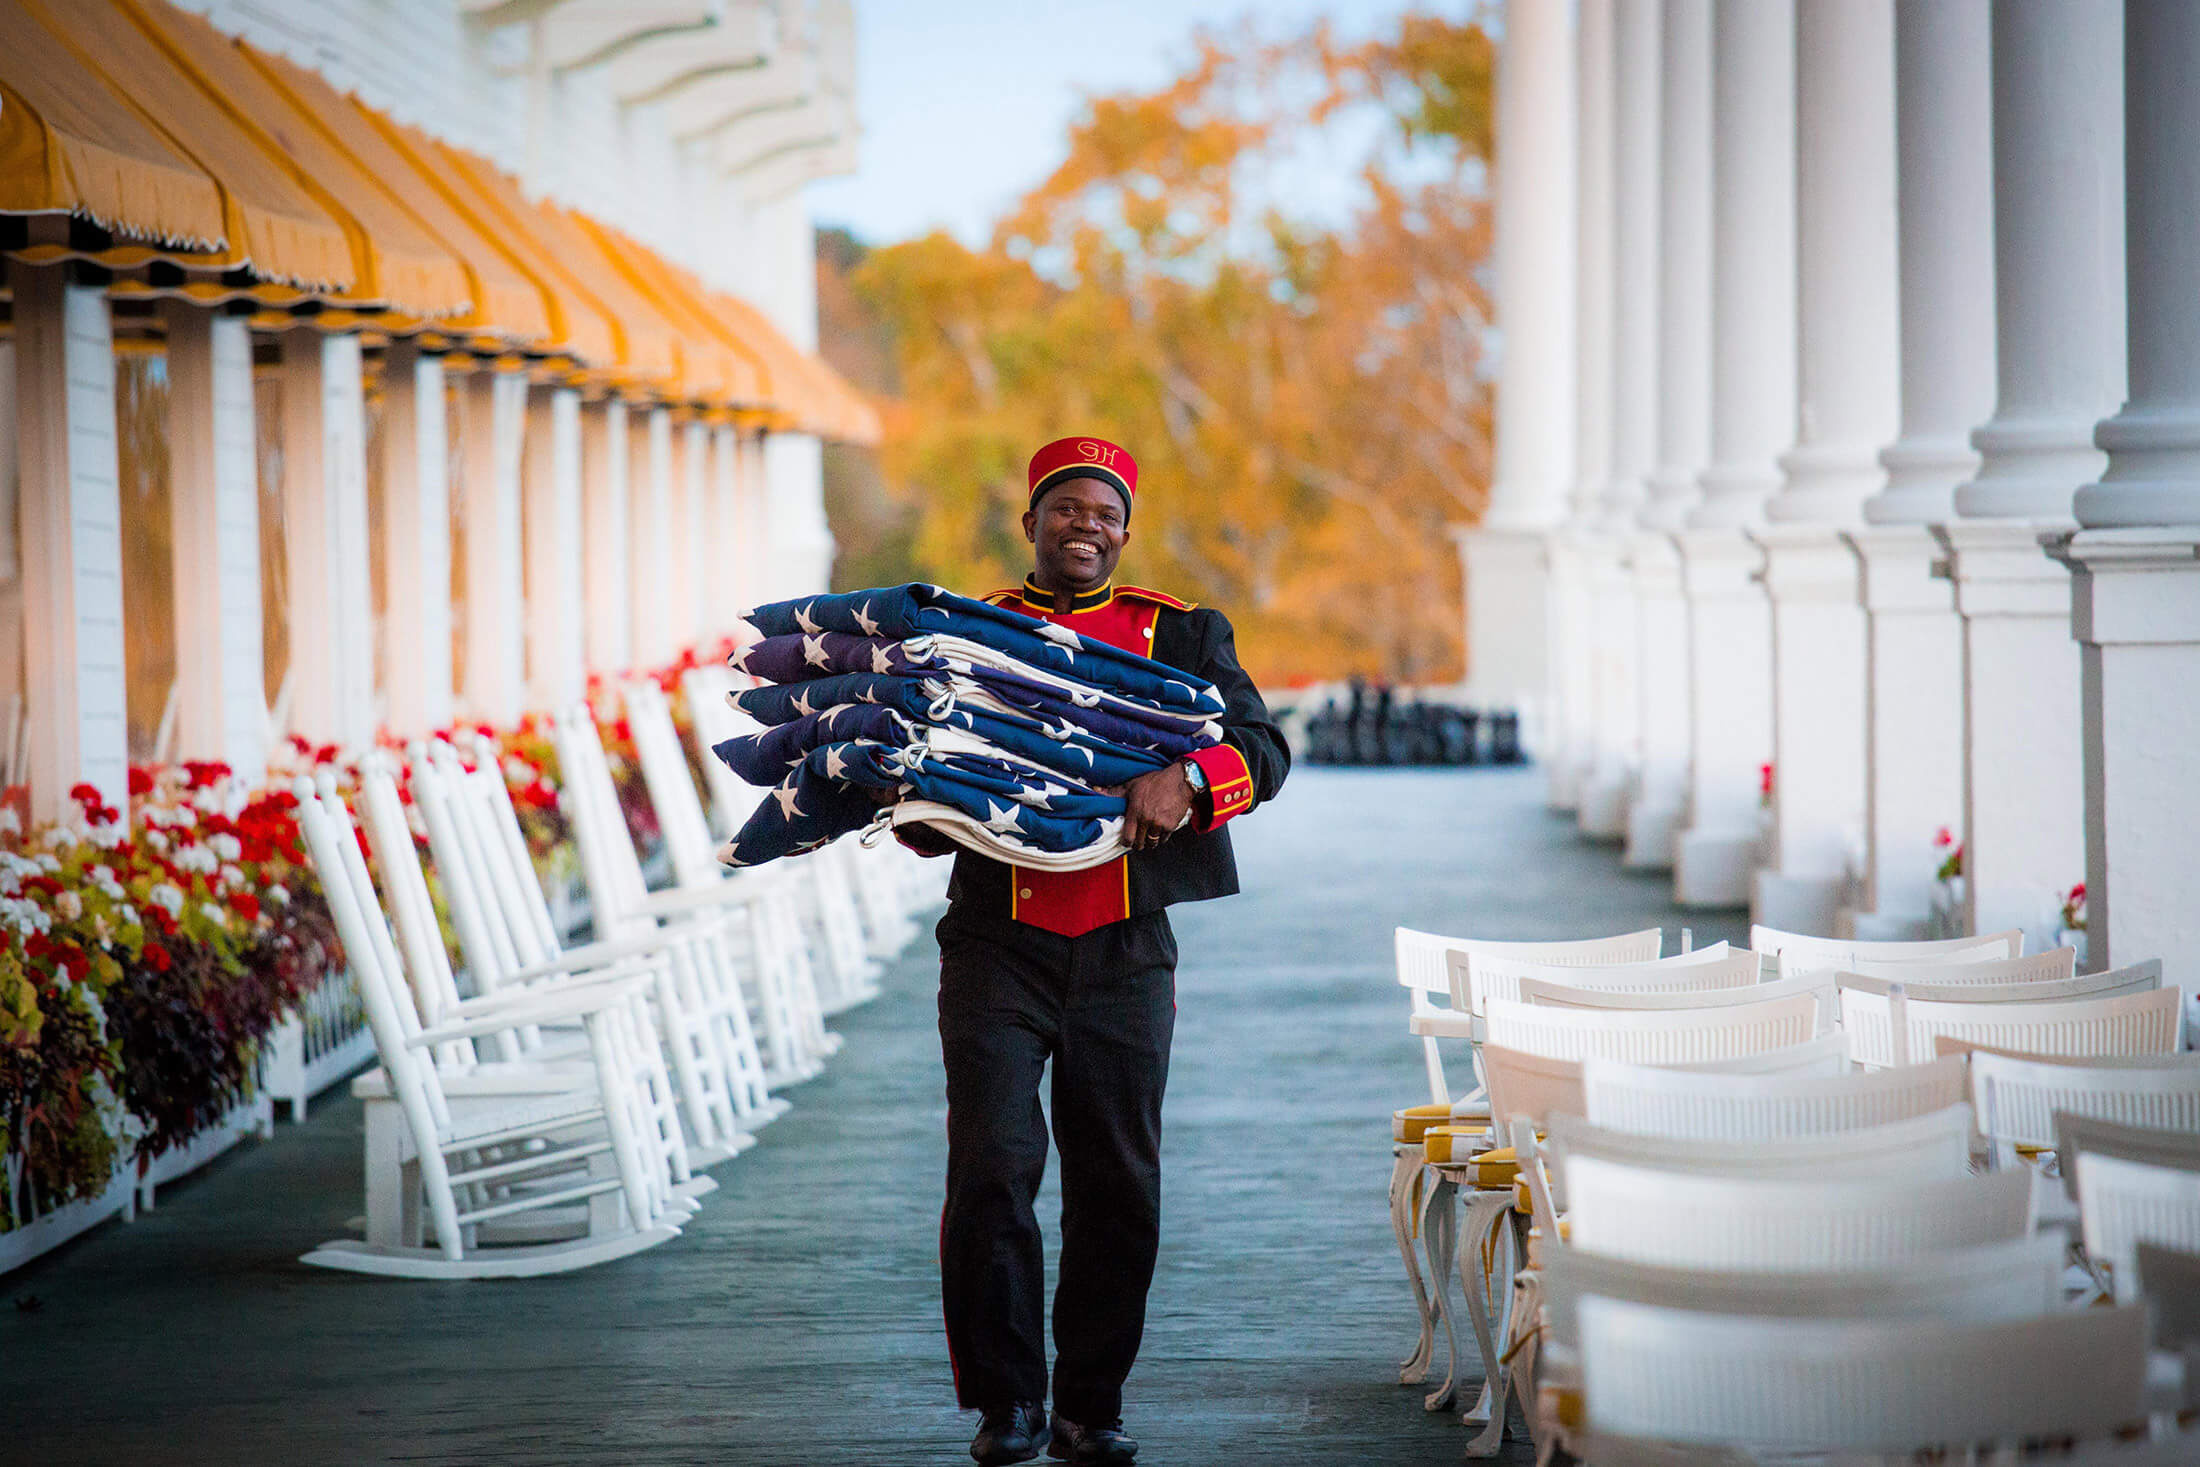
[208,833,242,862]
[143,829,171,855]
[170,805,198,828]
[148,883,186,919]
[264,884,290,907]
[115,903,139,930]
[54,890,83,921]
[91,865,115,885]
[218,864,246,890]
[88,820,128,850]
[0,807,18,837]
[172,843,218,875]
[34,852,61,873]
[200,901,228,929]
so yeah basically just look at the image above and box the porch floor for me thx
[0,766,1744,1465]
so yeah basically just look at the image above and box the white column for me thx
[2058,0,2200,995]
[282,329,375,750]
[1624,0,1710,870]
[709,421,745,634]
[581,397,631,676]
[1580,0,1657,840]
[1939,0,2122,948]
[1462,0,1575,733]
[628,405,675,666]
[378,344,453,740]
[458,364,528,727]
[524,385,586,710]
[682,416,712,646]
[1551,0,1618,813]
[736,428,773,610]
[1749,0,1899,936]
[164,304,267,776]
[1843,0,1994,935]
[1674,0,1793,907]
[11,264,127,823]
[763,431,833,599]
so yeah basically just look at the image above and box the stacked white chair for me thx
[292,775,693,1278]
[1840,970,2181,1068]
[1752,924,2022,976]
[2075,1150,2200,1303]
[1969,1048,2200,1159]
[1575,1298,2149,1460]
[1582,1050,1965,1140]
[1482,991,1823,1068]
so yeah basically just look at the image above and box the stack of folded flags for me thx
[710,584,1227,870]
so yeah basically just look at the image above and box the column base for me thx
[1622,797,1684,870]
[1751,871,1848,939]
[1674,826,1758,908]
[1578,771,1630,842]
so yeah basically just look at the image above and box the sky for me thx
[807,0,1445,248]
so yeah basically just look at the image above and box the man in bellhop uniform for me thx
[895,436,1289,1465]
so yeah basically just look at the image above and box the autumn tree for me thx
[828,10,1495,685]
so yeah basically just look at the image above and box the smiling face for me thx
[1023,475,1130,593]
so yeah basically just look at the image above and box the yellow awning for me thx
[429,144,688,391]
[120,0,469,320]
[711,285,881,444]
[561,215,763,407]
[239,44,552,346]
[11,0,353,291]
[0,0,223,252]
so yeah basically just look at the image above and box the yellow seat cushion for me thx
[1393,1102,1493,1144]
[1425,1132,1518,1186]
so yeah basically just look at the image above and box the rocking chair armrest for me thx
[409,976,650,1046]
[441,960,662,1015]
[1408,1012,1482,1040]
[501,935,693,985]
[618,881,769,921]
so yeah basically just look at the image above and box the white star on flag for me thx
[852,601,882,636]
[716,839,747,867]
[823,746,849,781]
[1012,781,1068,810]
[729,645,754,672]
[825,705,847,730]
[790,687,816,717]
[857,685,879,704]
[771,782,805,820]
[1071,688,1101,708]
[1046,719,1078,741]
[1167,681,1196,703]
[870,644,895,675]
[1037,623,1081,660]
[795,602,823,635]
[1097,816,1125,847]
[803,634,832,668]
[982,800,1023,835]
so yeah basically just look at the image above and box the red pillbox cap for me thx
[1027,435,1137,514]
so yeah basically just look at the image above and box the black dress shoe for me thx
[971,1401,1050,1465]
[1047,1414,1138,1465]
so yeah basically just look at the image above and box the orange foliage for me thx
[846,13,1495,684]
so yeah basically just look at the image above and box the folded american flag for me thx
[715,587,1223,870]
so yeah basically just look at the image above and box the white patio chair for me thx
[2076,1151,2200,1303]
[412,743,777,1159]
[1581,1051,1960,1140]
[1841,958,2160,1007]
[1842,978,2183,1069]
[1489,1036,1854,1140]
[1483,991,1822,1067]
[1968,1047,2200,1158]
[550,703,832,1088]
[1525,1233,2068,1453]
[2056,1113,2200,1201]
[1519,970,1837,1033]
[1846,945,2078,985]
[1471,947,1754,1010]
[292,776,691,1278]
[1388,924,1658,1394]
[624,680,880,1016]
[1575,1297,2148,1458]
[1563,1156,2032,1270]
[1752,924,2021,977]
[1542,1104,1972,1211]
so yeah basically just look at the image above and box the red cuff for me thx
[1189,742,1256,831]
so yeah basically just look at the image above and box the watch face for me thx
[1183,759,1206,792]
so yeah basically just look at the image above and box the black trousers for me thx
[935,905,1177,1424]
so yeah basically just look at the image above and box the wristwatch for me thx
[1181,758,1207,795]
